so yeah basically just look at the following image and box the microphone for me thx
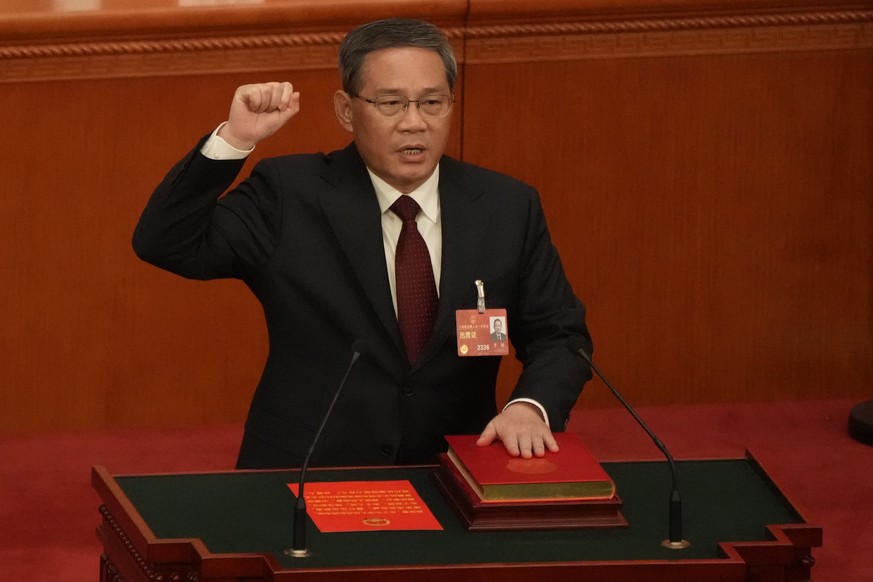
[567,337,689,549]
[285,339,368,558]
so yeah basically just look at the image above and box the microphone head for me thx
[566,336,588,355]
[351,339,369,357]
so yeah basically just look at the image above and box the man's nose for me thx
[397,102,427,129]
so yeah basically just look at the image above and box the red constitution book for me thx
[444,433,616,502]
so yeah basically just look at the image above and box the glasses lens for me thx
[374,96,406,116]
[420,96,450,117]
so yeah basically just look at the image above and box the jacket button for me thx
[401,384,414,396]
[380,445,393,456]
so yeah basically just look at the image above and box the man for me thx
[133,19,592,469]
[490,318,507,342]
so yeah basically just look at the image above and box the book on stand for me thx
[444,432,616,502]
[433,432,625,531]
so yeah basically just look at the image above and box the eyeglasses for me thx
[353,94,454,118]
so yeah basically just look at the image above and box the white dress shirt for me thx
[368,167,441,315]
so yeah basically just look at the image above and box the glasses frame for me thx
[352,93,455,118]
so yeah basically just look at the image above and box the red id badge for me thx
[455,309,509,356]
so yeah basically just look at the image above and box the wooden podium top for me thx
[92,454,821,581]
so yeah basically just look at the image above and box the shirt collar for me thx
[368,166,440,224]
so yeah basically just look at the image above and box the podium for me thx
[92,453,820,582]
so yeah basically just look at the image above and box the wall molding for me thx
[0,31,347,83]
[1,8,871,82]
[463,12,873,63]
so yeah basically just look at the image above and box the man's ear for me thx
[334,90,354,132]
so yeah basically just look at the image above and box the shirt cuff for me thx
[199,122,254,160]
[503,398,550,428]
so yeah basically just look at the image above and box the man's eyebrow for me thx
[372,86,448,95]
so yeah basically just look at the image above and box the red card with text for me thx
[455,308,509,356]
[287,480,443,532]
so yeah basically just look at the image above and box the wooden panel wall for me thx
[464,0,873,408]
[1,0,871,432]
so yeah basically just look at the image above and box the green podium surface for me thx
[93,454,821,581]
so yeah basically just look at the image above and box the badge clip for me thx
[475,279,486,314]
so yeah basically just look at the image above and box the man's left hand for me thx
[477,402,559,458]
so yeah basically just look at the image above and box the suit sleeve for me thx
[506,189,593,431]
[132,136,282,281]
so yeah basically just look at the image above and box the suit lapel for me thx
[318,145,404,353]
[418,157,489,367]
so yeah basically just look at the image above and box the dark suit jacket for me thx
[133,140,592,469]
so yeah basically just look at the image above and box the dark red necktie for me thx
[390,195,438,364]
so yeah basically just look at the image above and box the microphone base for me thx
[283,547,312,558]
[661,539,691,550]
[848,399,873,446]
